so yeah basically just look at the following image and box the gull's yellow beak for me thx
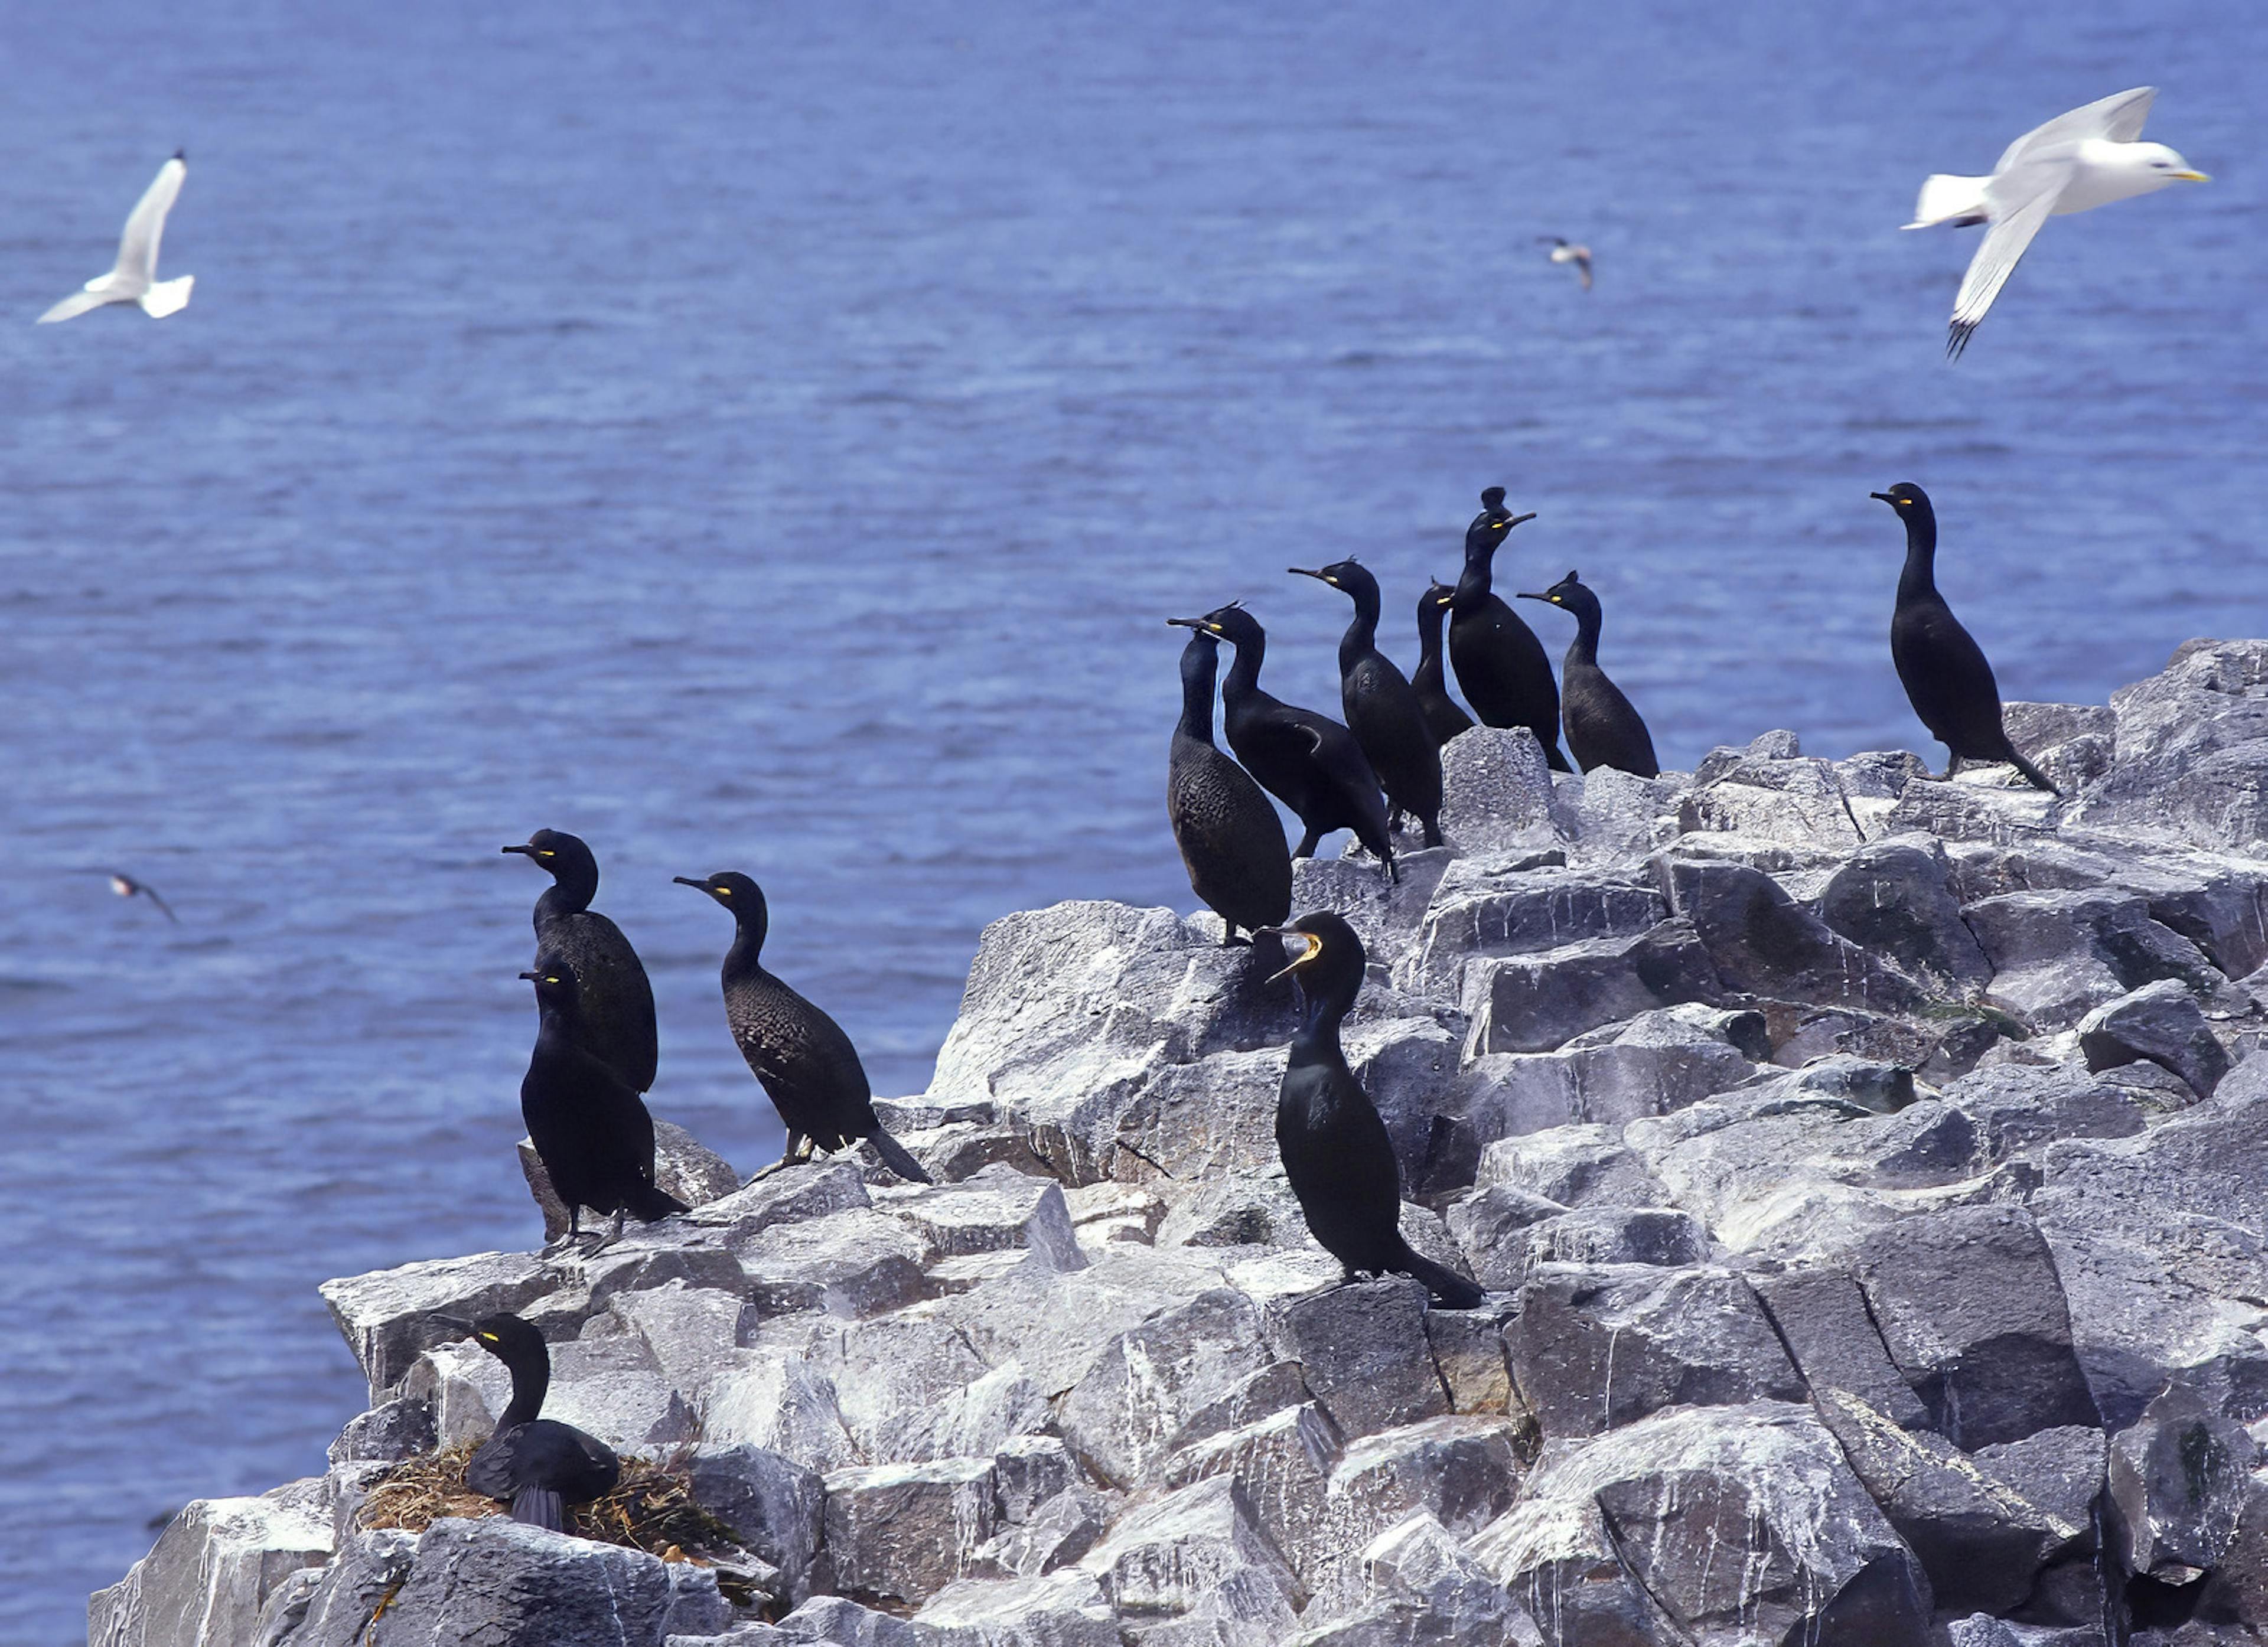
[2171,169,2211,182]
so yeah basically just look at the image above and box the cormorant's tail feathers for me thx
[865,1129,934,1185]
[2007,746,2061,797]
[625,1180,689,1222]
[510,1486,565,1531]
[1398,1245,1484,1310]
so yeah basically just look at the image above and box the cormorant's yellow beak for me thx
[2171,169,2210,182]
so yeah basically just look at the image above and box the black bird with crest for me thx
[1446,488,1572,772]
[1412,579,1475,747]
[1518,569,1660,779]
[1289,559,1445,847]
[1166,627,1294,945]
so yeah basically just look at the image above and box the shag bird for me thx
[107,871,178,924]
[1904,87,2207,358]
[519,954,686,1244]
[39,152,194,324]
[1446,488,1572,772]
[676,872,933,1182]
[1413,580,1475,746]
[1541,236,1593,291]
[1166,627,1293,945]
[1871,484,2057,794]
[1167,604,1395,878]
[447,1312,620,1532]
[1518,570,1660,778]
[1262,911,1483,1309]
[1289,560,1444,846]
[503,829,658,1094]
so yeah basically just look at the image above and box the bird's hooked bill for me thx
[1257,927,1319,983]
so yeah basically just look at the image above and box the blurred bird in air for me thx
[38,151,195,324]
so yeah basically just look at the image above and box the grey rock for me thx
[292,1517,730,1646]
[1435,725,1555,854]
[1078,1474,1304,1622]
[2108,1383,2255,1581]
[2079,638,2268,850]
[1162,1403,1340,1584]
[1963,888,2226,1032]
[1504,1263,1804,1437]
[1815,834,1995,994]
[1553,766,1681,863]
[823,1457,1002,1606]
[2077,979,2231,1097]
[520,1118,739,1242]
[318,1250,553,1400]
[732,1206,934,1319]
[1477,1125,1667,1209]
[976,1489,1111,1580]
[690,1160,874,1237]
[1751,1267,1932,1430]
[1458,920,1726,1055]
[1456,1203,1706,1289]
[89,1488,333,1647]
[704,1349,858,1471]
[1471,1402,1932,1647]
[1265,1280,1453,1439]
[1290,850,1451,971]
[1850,1206,2100,1448]
[1657,855,1929,1013]
[1938,1061,2150,1160]
[327,1395,434,1466]
[912,1571,1123,1646]
[1445,1012,1755,1150]
[1058,1287,1273,1488]
[1395,867,1667,1000]
[687,1443,825,1604]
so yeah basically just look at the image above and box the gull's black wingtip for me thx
[172,148,186,162]
[1946,320,1977,361]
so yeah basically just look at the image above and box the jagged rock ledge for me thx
[92,640,2268,1647]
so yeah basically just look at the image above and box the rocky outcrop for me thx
[94,641,2268,1646]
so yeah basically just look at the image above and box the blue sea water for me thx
[1,1,2263,1637]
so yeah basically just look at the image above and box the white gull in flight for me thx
[38,151,195,325]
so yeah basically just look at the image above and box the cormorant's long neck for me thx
[535,869,594,924]
[1220,634,1265,703]
[1338,586,1381,677]
[724,905,771,978]
[1452,546,1495,611]
[1289,978,1356,1062]
[1566,597,1603,667]
[498,1355,549,1429]
[1896,512,1938,604]
[1176,648,1218,746]
[1415,602,1448,685]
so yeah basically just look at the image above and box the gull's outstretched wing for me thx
[38,287,116,324]
[1947,187,2058,358]
[1995,87,2156,172]
[114,153,186,283]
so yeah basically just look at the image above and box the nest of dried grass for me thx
[357,1440,773,1608]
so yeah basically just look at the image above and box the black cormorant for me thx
[1871,484,2058,794]
[519,954,686,1244]
[1412,580,1475,747]
[448,1312,620,1532]
[1166,628,1293,945]
[1518,569,1661,779]
[1261,911,1483,1309]
[676,872,933,1183]
[1290,560,1445,847]
[1446,488,1572,772]
[1166,604,1396,879]
[502,829,659,1093]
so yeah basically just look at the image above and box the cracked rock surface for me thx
[92,641,2268,1646]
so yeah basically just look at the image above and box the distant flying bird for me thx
[1540,237,1592,291]
[108,872,178,924]
[1903,89,2207,358]
[38,152,195,324]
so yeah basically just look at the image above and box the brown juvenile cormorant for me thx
[1166,604,1396,879]
[1446,488,1572,772]
[447,1312,620,1532]
[1260,911,1482,1309]
[676,872,933,1182]
[1289,560,1445,847]
[1413,580,1475,747]
[1518,569,1661,779]
[502,829,659,1094]
[1871,484,2058,794]
[519,954,686,1244]
[1166,627,1293,945]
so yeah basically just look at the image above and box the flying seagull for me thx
[1540,236,1592,291]
[108,872,179,924]
[1904,89,2206,358]
[38,152,195,324]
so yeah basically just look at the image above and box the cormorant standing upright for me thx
[502,829,659,1093]
[1871,484,2058,794]
[1518,570,1661,778]
[450,1312,621,1532]
[1446,488,1573,772]
[1166,604,1396,879]
[1166,628,1293,945]
[1413,580,1475,747]
[519,954,686,1244]
[676,872,933,1183]
[1261,911,1483,1309]
[1290,560,1445,846]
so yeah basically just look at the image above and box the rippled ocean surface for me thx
[2,1,2263,1636]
